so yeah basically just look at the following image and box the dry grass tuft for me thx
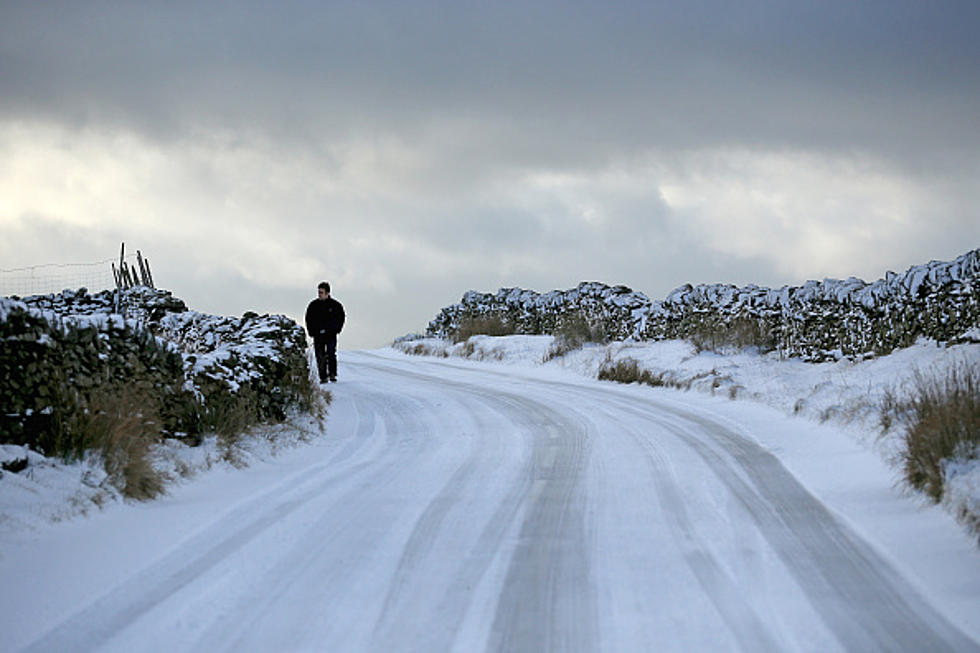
[884,360,980,503]
[452,314,515,343]
[544,312,608,361]
[687,315,777,355]
[194,389,262,464]
[458,340,477,358]
[70,385,166,500]
[598,358,669,387]
[392,340,450,358]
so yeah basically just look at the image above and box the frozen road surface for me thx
[3,350,979,652]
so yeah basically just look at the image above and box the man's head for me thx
[317,281,330,299]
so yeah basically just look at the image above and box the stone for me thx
[1,457,28,473]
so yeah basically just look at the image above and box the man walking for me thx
[305,281,346,383]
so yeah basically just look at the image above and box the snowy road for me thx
[3,350,979,651]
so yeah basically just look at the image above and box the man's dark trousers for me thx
[314,334,337,381]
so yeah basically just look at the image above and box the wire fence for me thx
[0,255,140,298]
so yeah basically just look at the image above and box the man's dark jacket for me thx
[305,297,345,342]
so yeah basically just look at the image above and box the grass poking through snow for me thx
[882,359,980,503]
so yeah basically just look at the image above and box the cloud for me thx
[3,2,978,159]
[657,150,933,281]
[1,2,978,347]
[3,116,979,346]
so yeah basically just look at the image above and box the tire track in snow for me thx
[482,392,597,653]
[15,351,978,651]
[194,392,435,650]
[613,408,785,651]
[349,359,599,652]
[556,379,979,652]
[367,384,536,650]
[662,410,978,652]
[19,389,426,653]
[359,352,979,651]
[372,382,530,650]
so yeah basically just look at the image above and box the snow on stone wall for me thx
[1,287,312,451]
[426,248,980,361]
[1,290,185,450]
[152,305,310,420]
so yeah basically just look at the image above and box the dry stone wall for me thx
[426,249,980,362]
[1,292,184,452]
[1,287,311,453]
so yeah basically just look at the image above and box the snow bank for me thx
[0,413,325,531]
[394,335,973,428]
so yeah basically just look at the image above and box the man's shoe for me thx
[329,376,338,383]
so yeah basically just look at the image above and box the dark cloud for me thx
[2,1,979,347]
[3,1,978,160]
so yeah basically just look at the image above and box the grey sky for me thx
[2,1,978,348]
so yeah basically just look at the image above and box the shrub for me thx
[452,314,515,343]
[67,384,166,500]
[687,315,777,354]
[544,311,608,361]
[887,360,980,502]
[293,368,330,427]
[199,387,262,462]
[457,340,477,358]
[598,358,667,387]
[393,340,450,357]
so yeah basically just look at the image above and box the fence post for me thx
[137,250,148,286]
[115,243,125,313]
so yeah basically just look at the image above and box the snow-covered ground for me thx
[0,413,325,533]
[1,343,978,650]
[396,334,976,431]
[397,334,980,535]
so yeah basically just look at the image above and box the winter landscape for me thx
[2,248,979,651]
[3,2,980,651]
